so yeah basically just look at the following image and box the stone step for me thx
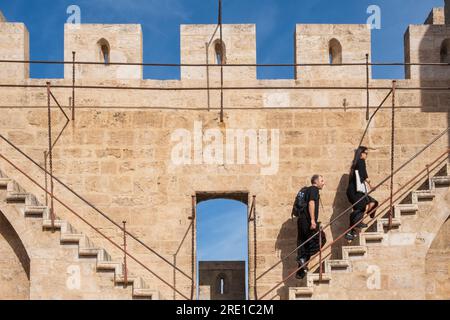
[412,190,435,201]
[42,219,64,229]
[395,203,418,216]
[24,205,47,217]
[0,178,11,188]
[60,232,85,243]
[325,259,350,273]
[96,260,123,273]
[342,245,367,260]
[132,289,160,300]
[289,287,314,300]
[379,218,402,229]
[78,246,101,257]
[360,232,384,245]
[306,272,332,287]
[432,176,450,186]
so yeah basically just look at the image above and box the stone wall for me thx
[0,10,449,300]
[199,261,246,300]
[0,208,30,299]
[425,217,450,299]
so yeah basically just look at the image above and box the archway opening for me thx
[196,193,248,300]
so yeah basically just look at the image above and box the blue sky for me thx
[196,199,248,298]
[0,0,444,79]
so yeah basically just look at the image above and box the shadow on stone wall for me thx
[330,174,351,259]
[274,218,300,300]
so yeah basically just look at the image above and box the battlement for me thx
[64,24,143,80]
[0,8,449,81]
[425,7,445,25]
[294,24,371,81]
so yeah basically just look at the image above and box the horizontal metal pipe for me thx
[0,84,449,91]
[0,59,449,67]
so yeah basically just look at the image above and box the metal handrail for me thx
[258,149,449,300]
[256,126,449,282]
[0,152,190,300]
[1,58,449,67]
[0,133,192,282]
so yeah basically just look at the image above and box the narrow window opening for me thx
[97,38,111,65]
[440,39,450,63]
[329,38,343,65]
[214,40,226,65]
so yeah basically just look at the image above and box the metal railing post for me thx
[389,80,397,230]
[319,225,323,282]
[190,195,196,300]
[72,51,76,121]
[44,151,48,206]
[46,82,55,232]
[252,195,257,300]
[219,0,224,123]
[366,53,370,121]
[122,220,128,288]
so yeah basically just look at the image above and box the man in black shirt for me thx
[296,174,325,279]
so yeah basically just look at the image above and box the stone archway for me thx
[0,210,30,299]
[425,217,450,299]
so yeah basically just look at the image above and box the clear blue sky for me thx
[0,0,444,79]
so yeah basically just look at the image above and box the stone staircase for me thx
[0,169,159,300]
[289,161,450,300]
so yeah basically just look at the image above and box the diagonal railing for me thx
[0,133,193,299]
[255,126,449,299]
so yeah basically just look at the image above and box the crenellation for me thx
[64,24,143,80]
[425,7,445,25]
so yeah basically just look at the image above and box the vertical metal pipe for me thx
[44,151,48,206]
[319,225,323,282]
[219,0,224,123]
[252,195,257,300]
[389,80,397,230]
[205,42,211,111]
[72,51,76,121]
[365,53,370,121]
[46,82,55,232]
[191,195,196,300]
[122,220,128,288]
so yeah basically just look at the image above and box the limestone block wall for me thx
[0,21,29,80]
[425,217,450,299]
[0,82,447,299]
[0,10,448,300]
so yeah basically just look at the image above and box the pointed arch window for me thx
[97,38,111,65]
[329,38,343,65]
[214,40,226,65]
